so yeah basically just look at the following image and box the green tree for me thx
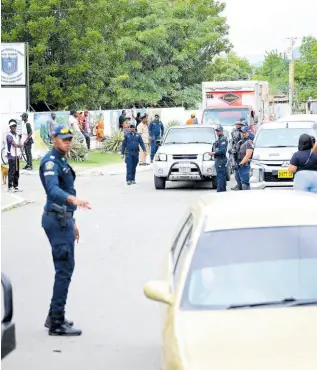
[294,36,317,102]
[203,51,252,81]
[1,0,231,110]
[252,50,289,95]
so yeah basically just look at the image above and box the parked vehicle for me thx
[201,80,270,134]
[144,190,317,370]
[153,125,231,190]
[250,121,317,189]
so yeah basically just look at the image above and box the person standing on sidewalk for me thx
[149,114,164,162]
[6,120,23,193]
[121,124,146,185]
[137,116,150,165]
[40,125,91,336]
[21,112,34,170]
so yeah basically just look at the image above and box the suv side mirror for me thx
[2,273,16,360]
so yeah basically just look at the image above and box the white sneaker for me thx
[14,187,23,192]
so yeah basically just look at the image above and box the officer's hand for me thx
[74,223,80,243]
[68,195,91,209]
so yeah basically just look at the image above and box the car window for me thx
[164,128,216,145]
[255,128,316,148]
[174,227,192,288]
[181,226,317,310]
[171,214,193,265]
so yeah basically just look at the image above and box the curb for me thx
[1,193,32,212]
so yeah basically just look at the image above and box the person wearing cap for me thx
[236,126,254,190]
[6,119,23,192]
[121,124,146,185]
[186,113,199,125]
[40,125,91,336]
[21,112,34,170]
[230,120,244,191]
[149,114,164,162]
[211,124,228,192]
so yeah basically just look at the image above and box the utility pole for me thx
[287,37,297,115]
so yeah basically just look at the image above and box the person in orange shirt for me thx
[186,113,198,125]
[96,121,106,142]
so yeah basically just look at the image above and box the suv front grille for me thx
[264,172,293,183]
[173,154,197,160]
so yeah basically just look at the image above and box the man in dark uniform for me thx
[211,125,228,192]
[237,126,254,190]
[40,125,91,336]
[21,112,34,170]
[230,120,244,191]
[149,114,164,162]
[121,124,146,185]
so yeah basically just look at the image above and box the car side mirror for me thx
[144,280,173,305]
[2,273,16,360]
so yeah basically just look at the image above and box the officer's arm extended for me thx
[214,138,228,156]
[41,161,70,203]
[139,135,146,152]
[240,141,254,165]
[121,135,127,155]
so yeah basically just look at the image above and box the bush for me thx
[103,130,125,153]
[165,120,181,130]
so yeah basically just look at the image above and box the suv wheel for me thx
[154,175,166,190]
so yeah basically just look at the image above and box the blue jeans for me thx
[42,213,75,315]
[234,168,242,189]
[294,171,317,193]
[125,152,139,181]
[150,136,160,160]
[215,158,227,192]
[238,164,250,190]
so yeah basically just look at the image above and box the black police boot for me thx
[231,185,241,191]
[49,314,82,336]
[44,311,74,329]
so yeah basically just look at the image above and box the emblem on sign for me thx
[219,93,239,104]
[1,56,18,75]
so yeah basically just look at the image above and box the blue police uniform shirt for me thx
[149,120,164,138]
[39,147,77,212]
[121,132,146,154]
[248,132,255,141]
[214,135,228,157]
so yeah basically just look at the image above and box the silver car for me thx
[250,121,317,189]
[153,125,229,189]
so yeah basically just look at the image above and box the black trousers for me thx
[8,158,19,189]
[24,142,33,167]
[82,131,90,149]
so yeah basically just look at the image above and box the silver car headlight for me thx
[203,152,212,161]
[250,160,264,182]
[155,153,167,161]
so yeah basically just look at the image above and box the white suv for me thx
[153,125,228,189]
[250,121,317,189]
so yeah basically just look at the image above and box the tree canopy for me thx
[2,0,251,110]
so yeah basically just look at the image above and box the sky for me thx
[223,0,317,64]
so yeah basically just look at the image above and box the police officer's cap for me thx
[241,126,249,133]
[53,125,74,139]
[215,124,224,132]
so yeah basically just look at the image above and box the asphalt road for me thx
[1,171,235,370]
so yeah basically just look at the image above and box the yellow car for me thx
[144,190,317,370]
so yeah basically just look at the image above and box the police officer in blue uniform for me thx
[211,125,228,192]
[121,124,146,185]
[149,114,164,162]
[40,125,91,336]
[237,126,254,190]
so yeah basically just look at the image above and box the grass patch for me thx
[31,151,121,170]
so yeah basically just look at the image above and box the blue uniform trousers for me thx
[215,157,227,192]
[234,168,242,189]
[150,136,159,160]
[125,151,139,181]
[42,213,75,315]
[238,164,251,190]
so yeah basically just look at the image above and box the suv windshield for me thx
[164,127,216,145]
[203,108,250,126]
[255,128,316,148]
[181,226,317,310]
